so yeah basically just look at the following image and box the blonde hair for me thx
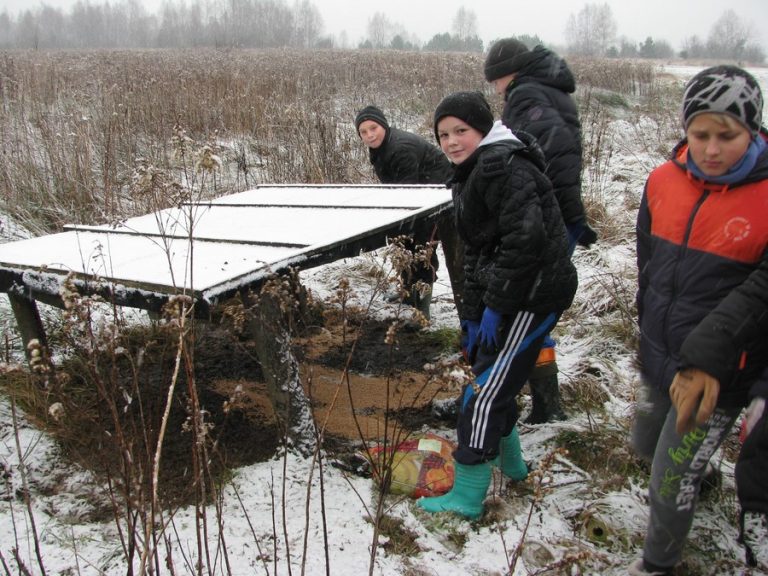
[687,112,749,133]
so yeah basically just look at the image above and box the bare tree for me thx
[565,2,617,57]
[680,35,706,60]
[123,0,153,48]
[0,11,12,48]
[706,10,750,60]
[15,10,39,49]
[452,6,477,41]
[366,11,394,48]
[69,2,108,48]
[293,0,323,48]
[156,2,184,47]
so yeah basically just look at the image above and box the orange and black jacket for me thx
[636,134,768,408]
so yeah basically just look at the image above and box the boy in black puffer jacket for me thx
[417,91,577,520]
[355,106,453,320]
[484,39,597,424]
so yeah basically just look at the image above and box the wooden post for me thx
[7,293,48,364]
[247,276,316,457]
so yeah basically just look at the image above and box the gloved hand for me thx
[670,368,720,435]
[579,223,598,247]
[567,221,598,251]
[460,319,480,360]
[478,307,503,350]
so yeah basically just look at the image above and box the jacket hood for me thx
[479,120,521,147]
[506,45,576,94]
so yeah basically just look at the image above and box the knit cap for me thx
[355,105,389,132]
[433,91,494,141]
[484,38,530,82]
[681,65,763,138]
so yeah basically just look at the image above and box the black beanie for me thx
[354,105,389,132]
[484,38,530,82]
[682,65,763,138]
[433,91,494,141]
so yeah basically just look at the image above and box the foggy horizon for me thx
[0,0,766,57]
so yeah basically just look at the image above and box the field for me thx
[0,48,763,575]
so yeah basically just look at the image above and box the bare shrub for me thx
[571,58,658,96]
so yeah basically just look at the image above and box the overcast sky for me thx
[2,0,767,51]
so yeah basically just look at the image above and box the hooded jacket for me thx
[500,46,586,229]
[369,127,453,185]
[451,121,577,321]
[636,134,768,408]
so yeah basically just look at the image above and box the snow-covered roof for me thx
[0,184,452,313]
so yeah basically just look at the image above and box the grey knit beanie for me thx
[682,65,763,137]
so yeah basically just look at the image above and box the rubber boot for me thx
[525,350,566,424]
[411,282,432,320]
[417,461,491,520]
[493,428,528,481]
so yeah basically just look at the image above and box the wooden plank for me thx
[0,185,453,315]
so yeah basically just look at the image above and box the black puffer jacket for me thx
[501,46,586,228]
[636,136,768,408]
[370,127,453,184]
[737,397,768,524]
[452,125,577,321]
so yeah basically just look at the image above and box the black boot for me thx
[525,371,566,424]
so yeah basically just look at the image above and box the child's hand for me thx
[670,368,720,434]
[478,307,503,349]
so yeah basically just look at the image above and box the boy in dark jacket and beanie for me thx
[355,105,452,185]
[630,65,768,575]
[355,105,453,319]
[484,39,596,424]
[417,91,577,519]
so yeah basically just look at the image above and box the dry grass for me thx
[0,51,680,237]
[0,49,484,232]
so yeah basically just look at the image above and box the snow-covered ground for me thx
[1,63,767,575]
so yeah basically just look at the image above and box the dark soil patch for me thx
[296,307,454,373]
[3,302,459,506]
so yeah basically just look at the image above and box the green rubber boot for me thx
[408,282,432,321]
[417,461,491,520]
[494,428,528,481]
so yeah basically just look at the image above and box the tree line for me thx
[0,0,764,64]
[0,0,325,50]
[565,4,764,63]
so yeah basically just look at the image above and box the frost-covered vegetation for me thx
[0,49,765,575]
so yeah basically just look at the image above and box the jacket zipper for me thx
[663,188,710,372]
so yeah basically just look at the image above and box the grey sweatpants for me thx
[631,383,741,569]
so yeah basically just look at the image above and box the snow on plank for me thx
[0,184,452,314]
